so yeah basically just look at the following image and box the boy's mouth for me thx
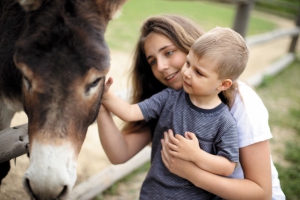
[183,80,191,87]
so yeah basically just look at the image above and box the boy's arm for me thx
[166,130,236,176]
[102,77,144,122]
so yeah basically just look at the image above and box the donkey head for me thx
[13,0,127,199]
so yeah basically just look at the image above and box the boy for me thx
[102,27,248,199]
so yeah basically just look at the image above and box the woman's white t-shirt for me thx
[229,81,285,200]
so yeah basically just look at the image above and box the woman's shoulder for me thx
[235,81,266,108]
[231,81,272,147]
[233,81,269,120]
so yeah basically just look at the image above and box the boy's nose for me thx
[183,68,191,79]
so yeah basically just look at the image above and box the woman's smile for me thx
[165,71,179,81]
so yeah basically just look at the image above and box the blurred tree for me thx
[255,0,300,19]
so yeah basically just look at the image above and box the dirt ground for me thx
[0,12,299,200]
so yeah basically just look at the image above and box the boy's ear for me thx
[218,79,232,91]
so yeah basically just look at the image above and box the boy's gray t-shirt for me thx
[138,88,239,200]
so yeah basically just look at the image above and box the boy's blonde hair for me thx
[191,27,249,81]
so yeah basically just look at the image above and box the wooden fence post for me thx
[289,6,300,53]
[0,124,29,163]
[232,0,256,38]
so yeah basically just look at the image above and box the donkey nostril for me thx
[58,185,68,199]
[25,178,68,200]
[25,178,39,200]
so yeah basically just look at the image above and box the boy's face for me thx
[181,51,223,97]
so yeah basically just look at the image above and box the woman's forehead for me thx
[144,33,174,56]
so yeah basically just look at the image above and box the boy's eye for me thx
[196,70,204,76]
[186,61,190,67]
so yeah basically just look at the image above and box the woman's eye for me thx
[166,51,173,56]
[149,60,157,66]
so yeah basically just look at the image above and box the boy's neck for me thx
[188,93,222,109]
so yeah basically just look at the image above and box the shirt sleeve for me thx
[138,88,172,122]
[231,81,273,148]
[214,116,239,163]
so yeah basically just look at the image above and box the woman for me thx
[97,14,285,199]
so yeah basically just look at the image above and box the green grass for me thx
[256,58,300,200]
[105,0,277,51]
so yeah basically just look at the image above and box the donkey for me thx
[0,0,127,199]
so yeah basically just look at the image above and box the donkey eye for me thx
[85,77,102,95]
[23,77,31,91]
[90,78,101,88]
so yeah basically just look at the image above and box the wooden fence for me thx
[0,0,299,199]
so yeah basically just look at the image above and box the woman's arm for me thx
[97,105,152,164]
[161,133,272,200]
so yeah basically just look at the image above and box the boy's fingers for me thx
[185,131,196,140]
[105,77,113,88]
[189,132,198,140]
[174,133,184,141]
[169,133,180,144]
[107,77,113,84]
[168,143,178,152]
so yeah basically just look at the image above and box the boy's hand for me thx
[104,77,113,93]
[165,129,202,162]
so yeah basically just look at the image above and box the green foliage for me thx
[105,0,276,51]
[284,141,300,163]
[256,60,300,199]
[258,75,273,88]
[255,0,299,19]
[289,108,300,132]
[276,140,300,200]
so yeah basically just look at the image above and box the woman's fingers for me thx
[161,139,171,168]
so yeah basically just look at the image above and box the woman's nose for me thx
[157,59,169,71]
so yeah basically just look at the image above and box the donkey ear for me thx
[17,0,43,12]
[96,0,128,21]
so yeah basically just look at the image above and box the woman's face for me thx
[144,33,187,90]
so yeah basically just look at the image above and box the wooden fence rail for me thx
[0,124,28,163]
[246,27,300,47]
